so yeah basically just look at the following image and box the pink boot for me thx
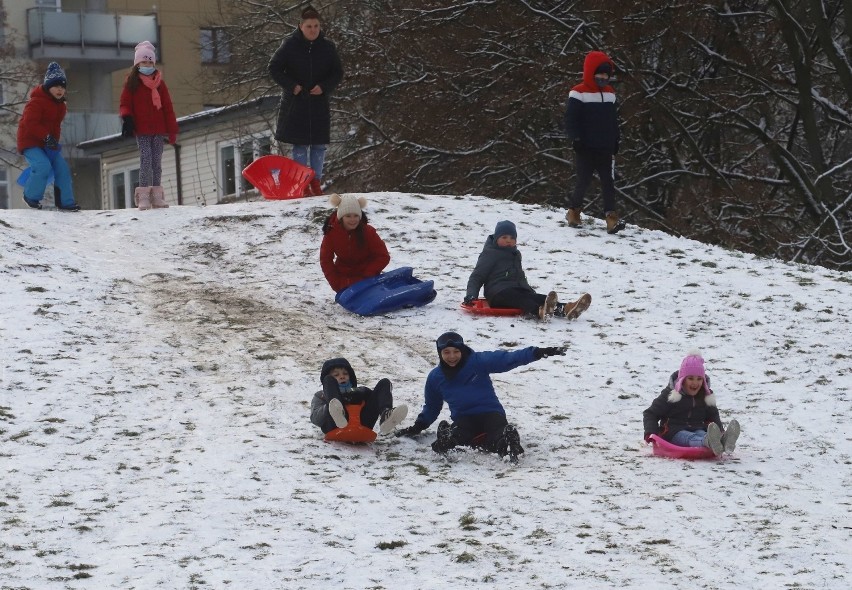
[134,187,152,210]
[150,186,169,208]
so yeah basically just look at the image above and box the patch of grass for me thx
[792,302,807,312]
[550,414,570,421]
[9,430,31,441]
[46,499,73,508]
[376,540,407,550]
[455,551,476,563]
[459,512,478,530]
[25,286,48,292]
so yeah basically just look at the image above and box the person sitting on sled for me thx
[395,332,566,461]
[319,194,390,293]
[643,351,740,457]
[463,220,591,320]
[310,357,407,435]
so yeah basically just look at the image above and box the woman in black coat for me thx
[268,7,343,196]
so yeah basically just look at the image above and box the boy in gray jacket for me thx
[463,220,591,320]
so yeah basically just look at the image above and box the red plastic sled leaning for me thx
[648,434,716,459]
[241,155,314,200]
[461,298,524,317]
[323,402,377,443]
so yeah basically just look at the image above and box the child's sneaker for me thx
[721,419,740,454]
[704,423,723,456]
[562,293,592,320]
[538,291,558,320]
[379,405,408,435]
[328,398,347,429]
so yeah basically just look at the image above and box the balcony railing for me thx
[27,8,158,62]
[63,111,121,146]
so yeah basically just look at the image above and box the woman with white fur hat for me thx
[643,351,741,456]
[319,193,390,292]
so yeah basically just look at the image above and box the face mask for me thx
[138,66,155,75]
[594,76,609,88]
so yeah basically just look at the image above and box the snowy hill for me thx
[1,193,850,589]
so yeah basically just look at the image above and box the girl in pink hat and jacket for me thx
[643,351,741,456]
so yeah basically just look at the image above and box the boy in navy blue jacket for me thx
[396,332,565,462]
[564,50,623,234]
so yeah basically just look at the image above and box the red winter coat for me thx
[17,85,66,153]
[320,214,391,293]
[119,73,179,143]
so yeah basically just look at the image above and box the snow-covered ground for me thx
[1,193,850,589]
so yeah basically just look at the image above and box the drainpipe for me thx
[173,142,183,205]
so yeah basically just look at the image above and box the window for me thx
[219,136,272,199]
[110,168,140,209]
[200,28,231,65]
[0,82,4,106]
[0,167,8,209]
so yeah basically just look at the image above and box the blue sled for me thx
[335,267,437,316]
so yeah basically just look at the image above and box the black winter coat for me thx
[268,29,343,145]
[643,371,723,441]
[465,236,534,302]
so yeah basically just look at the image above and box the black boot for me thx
[431,420,458,454]
[498,424,524,463]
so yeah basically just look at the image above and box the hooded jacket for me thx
[465,235,533,302]
[268,28,343,145]
[319,214,391,293]
[414,344,537,427]
[17,85,66,153]
[310,358,358,428]
[119,73,179,143]
[563,51,620,154]
[643,371,723,442]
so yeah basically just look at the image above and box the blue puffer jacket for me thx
[415,345,537,426]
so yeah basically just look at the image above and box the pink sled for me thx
[648,434,716,460]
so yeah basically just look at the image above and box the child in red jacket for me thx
[16,62,80,211]
[319,194,390,293]
[119,41,179,210]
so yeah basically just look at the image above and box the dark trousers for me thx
[570,149,616,212]
[489,287,546,317]
[450,412,509,452]
[320,375,392,433]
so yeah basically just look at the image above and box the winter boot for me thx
[560,293,592,320]
[721,419,740,454]
[379,404,409,435]
[605,211,625,234]
[309,178,323,196]
[328,398,348,429]
[431,420,458,454]
[134,187,152,211]
[704,423,724,456]
[538,291,558,320]
[498,424,524,463]
[566,208,582,227]
[150,186,169,208]
[23,196,42,209]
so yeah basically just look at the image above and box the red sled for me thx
[323,402,377,444]
[461,298,524,317]
[241,155,314,200]
[648,434,716,460]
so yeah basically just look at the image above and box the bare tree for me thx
[203,0,851,270]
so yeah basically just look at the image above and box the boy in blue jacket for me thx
[396,332,565,462]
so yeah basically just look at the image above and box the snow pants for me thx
[22,147,76,207]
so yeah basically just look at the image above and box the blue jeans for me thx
[22,147,76,207]
[671,429,707,447]
[292,144,327,180]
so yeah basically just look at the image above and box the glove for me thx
[121,115,135,138]
[463,295,475,306]
[44,135,59,150]
[534,346,567,360]
[395,421,428,438]
[571,138,583,151]
[644,433,655,443]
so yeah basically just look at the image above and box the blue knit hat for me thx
[43,62,67,90]
[493,220,517,239]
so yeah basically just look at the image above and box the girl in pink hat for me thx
[643,351,740,456]
[119,41,179,210]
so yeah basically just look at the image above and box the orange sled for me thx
[324,402,377,443]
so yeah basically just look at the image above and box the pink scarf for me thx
[140,71,163,110]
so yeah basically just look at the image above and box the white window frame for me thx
[109,166,140,209]
[218,135,272,199]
